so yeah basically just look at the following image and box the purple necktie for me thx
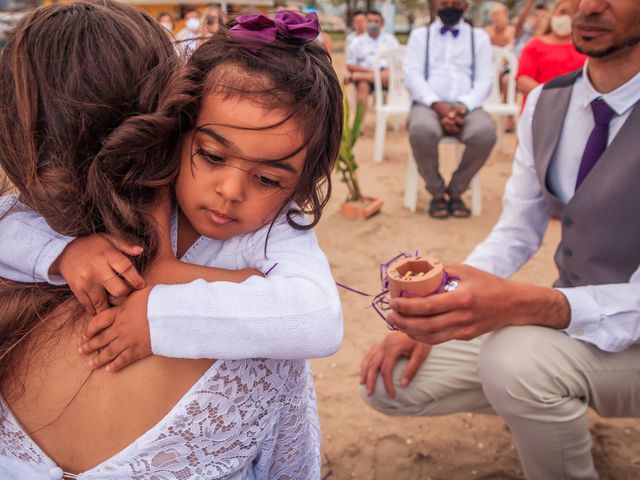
[575,98,615,190]
[440,26,459,37]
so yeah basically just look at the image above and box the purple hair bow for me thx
[228,11,320,53]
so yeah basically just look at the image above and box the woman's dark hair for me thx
[185,27,343,230]
[0,0,192,397]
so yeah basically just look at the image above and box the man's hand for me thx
[359,331,431,398]
[387,264,572,345]
[78,286,153,373]
[432,102,465,135]
[52,234,145,315]
[432,101,454,118]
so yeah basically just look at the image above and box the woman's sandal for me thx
[448,197,471,218]
[428,197,449,219]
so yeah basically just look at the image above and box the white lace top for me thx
[0,359,320,479]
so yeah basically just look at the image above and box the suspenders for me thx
[424,22,476,87]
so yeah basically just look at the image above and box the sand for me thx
[312,53,640,480]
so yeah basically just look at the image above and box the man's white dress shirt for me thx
[466,64,640,353]
[403,19,494,110]
[347,32,400,70]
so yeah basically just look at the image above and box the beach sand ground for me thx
[312,53,640,480]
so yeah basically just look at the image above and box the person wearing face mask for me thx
[516,0,587,102]
[175,6,202,58]
[345,10,400,119]
[403,0,496,219]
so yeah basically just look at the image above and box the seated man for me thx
[404,0,496,219]
[361,0,640,478]
[346,10,400,118]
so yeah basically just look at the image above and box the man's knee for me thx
[464,113,497,148]
[408,111,440,145]
[478,326,578,417]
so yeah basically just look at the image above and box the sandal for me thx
[448,197,471,218]
[428,197,449,219]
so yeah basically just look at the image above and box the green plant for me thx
[336,93,364,202]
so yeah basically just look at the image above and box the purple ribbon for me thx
[228,11,320,53]
[336,252,460,331]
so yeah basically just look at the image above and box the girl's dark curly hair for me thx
[0,0,193,397]
[185,26,343,230]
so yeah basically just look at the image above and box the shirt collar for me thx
[579,61,640,116]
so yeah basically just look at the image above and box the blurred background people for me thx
[346,10,399,119]
[176,6,201,57]
[516,0,586,102]
[513,0,549,58]
[157,11,174,34]
[485,2,515,48]
[345,10,367,57]
[513,0,549,57]
[202,3,225,36]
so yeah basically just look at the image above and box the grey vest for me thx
[532,70,640,288]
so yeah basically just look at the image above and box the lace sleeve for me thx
[254,363,321,479]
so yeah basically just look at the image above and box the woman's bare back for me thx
[5,313,212,473]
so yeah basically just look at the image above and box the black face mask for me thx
[438,7,464,26]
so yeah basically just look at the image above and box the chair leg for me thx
[495,116,505,152]
[373,112,387,164]
[404,151,419,213]
[471,174,482,216]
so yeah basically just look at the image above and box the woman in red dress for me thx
[516,0,587,104]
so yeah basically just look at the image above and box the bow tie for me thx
[440,26,460,37]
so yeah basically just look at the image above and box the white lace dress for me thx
[0,359,320,479]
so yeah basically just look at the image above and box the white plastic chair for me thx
[404,137,482,216]
[484,46,520,149]
[372,46,411,164]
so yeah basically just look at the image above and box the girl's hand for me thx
[78,286,153,373]
[52,234,145,315]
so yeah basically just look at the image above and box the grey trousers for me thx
[360,326,640,480]
[407,104,497,198]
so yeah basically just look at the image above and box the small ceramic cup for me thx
[387,256,444,298]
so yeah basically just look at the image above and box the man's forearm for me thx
[510,281,572,330]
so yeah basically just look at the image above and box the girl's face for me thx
[175,92,305,240]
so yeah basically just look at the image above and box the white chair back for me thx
[485,46,519,111]
[372,46,410,114]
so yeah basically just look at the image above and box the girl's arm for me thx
[146,215,343,360]
[0,195,72,285]
[82,213,343,369]
[0,195,261,313]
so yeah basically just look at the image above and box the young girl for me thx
[0,2,342,478]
